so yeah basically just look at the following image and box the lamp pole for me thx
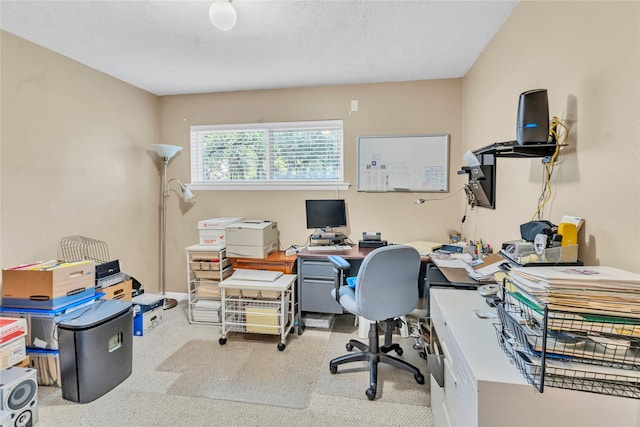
[160,156,178,310]
[150,144,186,310]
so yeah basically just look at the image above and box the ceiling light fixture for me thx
[209,0,237,31]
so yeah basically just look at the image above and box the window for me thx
[190,120,347,190]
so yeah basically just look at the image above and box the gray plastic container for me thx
[57,299,133,403]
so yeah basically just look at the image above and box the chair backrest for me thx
[355,245,421,321]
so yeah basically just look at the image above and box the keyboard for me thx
[306,245,352,252]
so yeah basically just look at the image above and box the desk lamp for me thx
[150,144,196,310]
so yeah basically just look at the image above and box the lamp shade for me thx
[209,0,237,31]
[150,144,183,160]
[181,187,197,204]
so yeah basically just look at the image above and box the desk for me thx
[429,289,640,426]
[296,247,374,334]
[296,246,431,334]
[425,259,479,319]
[228,250,297,274]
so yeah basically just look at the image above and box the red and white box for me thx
[0,318,27,369]
[198,217,243,246]
[0,317,27,345]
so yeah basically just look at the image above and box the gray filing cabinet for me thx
[297,256,343,314]
[296,249,369,334]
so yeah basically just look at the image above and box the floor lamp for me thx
[150,144,196,310]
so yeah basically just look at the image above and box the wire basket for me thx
[58,235,110,263]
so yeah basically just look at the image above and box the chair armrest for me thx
[327,255,350,270]
[327,255,350,303]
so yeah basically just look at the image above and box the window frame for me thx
[189,120,349,191]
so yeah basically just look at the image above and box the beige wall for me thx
[159,81,463,292]
[462,0,639,271]
[1,0,638,297]
[0,31,161,289]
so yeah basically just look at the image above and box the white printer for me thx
[225,220,278,258]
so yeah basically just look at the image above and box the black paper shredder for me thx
[57,299,133,403]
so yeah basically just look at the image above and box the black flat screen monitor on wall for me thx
[305,199,347,229]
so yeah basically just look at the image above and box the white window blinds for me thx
[190,120,346,190]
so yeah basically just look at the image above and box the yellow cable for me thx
[530,116,567,220]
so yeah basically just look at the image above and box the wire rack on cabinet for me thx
[58,235,110,263]
[495,278,640,399]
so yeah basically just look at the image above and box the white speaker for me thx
[0,367,38,427]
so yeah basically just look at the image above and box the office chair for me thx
[327,245,425,400]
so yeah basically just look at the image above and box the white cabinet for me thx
[428,289,640,427]
[185,244,233,324]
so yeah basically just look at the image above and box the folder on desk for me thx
[403,240,444,256]
[231,269,282,282]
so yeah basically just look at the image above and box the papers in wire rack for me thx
[508,265,640,318]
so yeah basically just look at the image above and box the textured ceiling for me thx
[0,0,518,96]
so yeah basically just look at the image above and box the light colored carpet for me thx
[35,300,435,426]
[156,333,328,409]
[315,314,430,405]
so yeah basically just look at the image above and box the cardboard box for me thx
[0,317,27,345]
[0,335,27,370]
[101,279,132,301]
[132,294,164,336]
[198,217,244,246]
[2,260,95,309]
[133,306,163,336]
[13,354,30,368]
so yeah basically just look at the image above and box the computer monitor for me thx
[305,199,347,229]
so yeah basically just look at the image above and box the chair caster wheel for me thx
[330,364,337,374]
[346,343,354,351]
[395,347,403,356]
[219,338,227,345]
[277,343,286,351]
[415,373,425,384]
[366,388,376,400]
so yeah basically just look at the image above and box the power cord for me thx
[531,116,568,220]
[415,186,466,205]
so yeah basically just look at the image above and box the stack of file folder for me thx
[507,266,640,317]
[495,265,640,398]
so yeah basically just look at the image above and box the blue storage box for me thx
[132,294,164,336]
[1,287,96,311]
[0,293,104,350]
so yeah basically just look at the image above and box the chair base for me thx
[329,320,425,400]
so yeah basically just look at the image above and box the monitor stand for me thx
[310,235,346,246]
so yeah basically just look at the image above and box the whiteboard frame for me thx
[357,134,450,193]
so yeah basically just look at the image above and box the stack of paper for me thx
[193,299,221,322]
[508,266,640,318]
[403,241,445,256]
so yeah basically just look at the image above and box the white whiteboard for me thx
[357,134,450,192]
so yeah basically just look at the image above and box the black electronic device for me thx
[467,162,496,209]
[95,260,121,279]
[358,240,388,249]
[362,232,381,241]
[305,199,347,229]
[517,89,549,145]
